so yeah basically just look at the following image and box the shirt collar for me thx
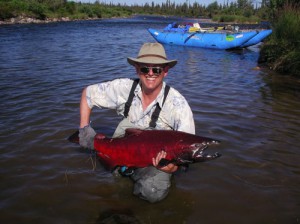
[134,81,166,108]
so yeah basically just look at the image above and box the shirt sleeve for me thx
[172,98,195,134]
[160,88,195,134]
[85,78,132,110]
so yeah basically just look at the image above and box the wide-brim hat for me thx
[127,43,177,68]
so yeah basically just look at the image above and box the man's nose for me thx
[148,68,154,76]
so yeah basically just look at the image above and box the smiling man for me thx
[79,42,195,203]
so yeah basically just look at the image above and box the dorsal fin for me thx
[125,128,143,136]
[95,133,106,140]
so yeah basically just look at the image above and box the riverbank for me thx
[0,15,215,26]
[0,15,109,25]
[0,16,68,25]
[258,3,299,77]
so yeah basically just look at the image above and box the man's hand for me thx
[152,151,178,173]
[78,125,96,149]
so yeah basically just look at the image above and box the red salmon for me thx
[81,128,221,170]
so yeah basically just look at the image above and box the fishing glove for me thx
[79,125,96,149]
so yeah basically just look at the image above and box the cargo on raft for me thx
[148,22,272,50]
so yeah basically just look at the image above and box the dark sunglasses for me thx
[140,66,164,75]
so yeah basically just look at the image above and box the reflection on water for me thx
[0,17,299,223]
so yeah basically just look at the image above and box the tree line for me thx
[0,0,296,23]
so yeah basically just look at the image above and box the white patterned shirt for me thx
[86,78,195,134]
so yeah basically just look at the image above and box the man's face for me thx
[135,63,169,93]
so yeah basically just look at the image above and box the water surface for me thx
[0,17,299,224]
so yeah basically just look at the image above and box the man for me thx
[79,43,195,203]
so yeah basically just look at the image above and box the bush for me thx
[28,2,47,19]
[215,14,260,23]
[274,4,300,44]
[65,1,76,15]
[259,3,300,77]
[0,3,15,19]
[219,14,237,22]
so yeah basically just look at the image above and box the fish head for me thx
[190,143,222,162]
[176,140,221,164]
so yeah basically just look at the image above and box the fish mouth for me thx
[192,143,221,161]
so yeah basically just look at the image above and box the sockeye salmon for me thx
[68,128,221,170]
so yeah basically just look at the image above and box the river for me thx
[0,16,299,224]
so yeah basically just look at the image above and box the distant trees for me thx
[0,0,298,24]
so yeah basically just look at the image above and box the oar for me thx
[184,32,197,43]
[184,30,205,43]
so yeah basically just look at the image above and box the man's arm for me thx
[80,87,92,128]
[78,87,96,149]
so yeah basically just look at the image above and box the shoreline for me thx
[0,16,70,25]
[1,15,262,26]
[0,15,217,26]
[0,15,113,25]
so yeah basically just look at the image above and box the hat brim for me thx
[127,57,177,68]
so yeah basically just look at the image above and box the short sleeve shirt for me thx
[86,78,195,134]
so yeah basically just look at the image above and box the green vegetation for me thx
[0,0,277,23]
[258,1,300,77]
[212,14,261,23]
[0,0,133,20]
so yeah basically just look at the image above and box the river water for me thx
[0,16,299,224]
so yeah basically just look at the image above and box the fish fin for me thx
[68,130,79,144]
[125,128,143,136]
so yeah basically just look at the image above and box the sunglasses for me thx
[140,66,164,75]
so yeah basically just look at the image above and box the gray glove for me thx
[79,125,96,149]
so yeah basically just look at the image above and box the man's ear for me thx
[163,66,169,77]
[164,65,170,72]
[134,64,139,73]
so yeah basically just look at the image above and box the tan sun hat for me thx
[127,43,177,68]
